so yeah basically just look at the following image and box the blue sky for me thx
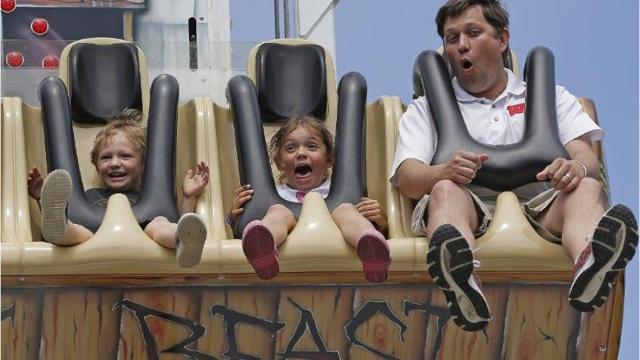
[232,0,638,357]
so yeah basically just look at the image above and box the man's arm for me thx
[397,159,443,200]
[565,134,600,179]
[397,151,489,200]
[536,133,599,192]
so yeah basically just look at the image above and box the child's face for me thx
[95,131,143,192]
[275,125,332,191]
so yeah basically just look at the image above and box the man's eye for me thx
[470,29,481,37]
[446,35,459,44]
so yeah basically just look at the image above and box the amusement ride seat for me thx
[209,39,414,276]
[39,38,180,231]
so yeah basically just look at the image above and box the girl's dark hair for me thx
[269,115,335,183]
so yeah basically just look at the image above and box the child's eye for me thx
[308,143,318,150]
[285,144,296,152]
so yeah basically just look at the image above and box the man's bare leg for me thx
[425,180,490,331]
[537,178,638,311]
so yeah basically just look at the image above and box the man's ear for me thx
[497,27,510,53]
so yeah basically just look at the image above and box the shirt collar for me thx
[452,68,525,103]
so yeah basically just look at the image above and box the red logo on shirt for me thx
[507,103,526,116]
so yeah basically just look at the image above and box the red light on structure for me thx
[1,0,16,14]
[6,51,25,67]
[31,18,49,35]
[42,55,60,70]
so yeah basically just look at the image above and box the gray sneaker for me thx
[426,224,491,331]
[176,213,207,268]
[569,204,638,311]
[40,169,72,245]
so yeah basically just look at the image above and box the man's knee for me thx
[430,180,469,205]
[573,177,604,200]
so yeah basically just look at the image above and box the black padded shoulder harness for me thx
[413,46,569,191]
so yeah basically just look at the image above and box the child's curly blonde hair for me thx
[90,109,146,166]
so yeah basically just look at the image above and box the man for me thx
[390,0,637,331]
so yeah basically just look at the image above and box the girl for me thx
[228,115,391,282]
[27,110,210,268]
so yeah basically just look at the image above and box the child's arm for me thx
[27,166,44,202]
[356,197,388,233]
[227,184,253,227]
[180,161,209,215]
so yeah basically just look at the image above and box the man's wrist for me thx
[573,159,588,178]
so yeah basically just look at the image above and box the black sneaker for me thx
[569,204,638,311]
[40,169,72,245]
[426,224,491,331]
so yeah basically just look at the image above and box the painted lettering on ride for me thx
[114,297,452,359]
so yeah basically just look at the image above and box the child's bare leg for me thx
[145,215,207,268]
[40,168,94,245]
[242,204,295,280]
[332,203,376,247]
[261,204,296,247]
[144,216,178,248]
[56,222,93,245]
[332,203,390,282]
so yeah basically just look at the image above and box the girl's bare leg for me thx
[332,203,390,282]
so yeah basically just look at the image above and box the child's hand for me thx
[228,184,253,226]
[356,197,388,232]
[27,166,44,201]
[183,161,209,199]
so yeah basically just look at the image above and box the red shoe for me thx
[242,220,279,280]
[356,229,391,282]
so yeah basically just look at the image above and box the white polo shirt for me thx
[390,69,604,201]
[276,178,331,203]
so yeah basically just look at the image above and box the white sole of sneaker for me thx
[570,205,638,310]
[40,169,72,245]
[176,214,207,268]
[427,225,490,331]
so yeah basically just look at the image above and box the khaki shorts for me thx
[410,187,561,243]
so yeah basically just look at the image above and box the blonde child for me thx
[228,116,391,281]
[27,110,209,268]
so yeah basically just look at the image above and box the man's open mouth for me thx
[462,59,473,70]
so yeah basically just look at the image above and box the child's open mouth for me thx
[108,172,127,180]
[294,164,312,179]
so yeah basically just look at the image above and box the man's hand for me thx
[439,150,489,184]
[356,197,388,232]
[536,158,585,192]
[27,166,44,201]
[228,184,253,226]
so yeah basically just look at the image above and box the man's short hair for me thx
[435,0,510,39]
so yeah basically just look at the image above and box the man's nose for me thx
[458,35,469,52]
